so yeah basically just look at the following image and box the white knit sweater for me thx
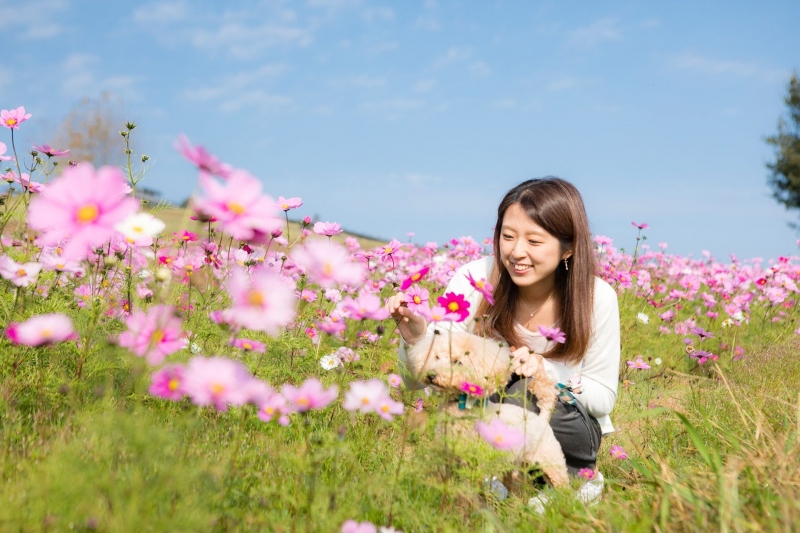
[398,255,621,434]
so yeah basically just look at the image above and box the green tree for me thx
[766,72,800,215]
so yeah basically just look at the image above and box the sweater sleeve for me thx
[571,278,621,419]
[397,257,493,389]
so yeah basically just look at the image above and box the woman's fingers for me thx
[510,348,541,377]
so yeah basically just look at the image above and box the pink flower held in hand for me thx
[537,325,566,344]
[118,305,185,366]
[609,445,628,460]
[6,313,77,346]
[182,356,253,411]
[404,285,429,313]
[175,134,232,179]
[149,364,187,401]
[282,378,338,412]
[436,292,470,322]
[475,419,525,450]
[1,107,32,129]
[277,196,303,211]
[466,272,495,305]
[27,163,139,261]
[291,240,365,288]
[400,266,430,291]
[313,221,343,237]
[626,355,650,369]
[33,144,69,157]
[460,382,484,396]
[226,267,297,335]
[631,221,649,230]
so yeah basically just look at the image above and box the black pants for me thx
[489,377,602,476]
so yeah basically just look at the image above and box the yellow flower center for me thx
[448,302,459,312]
[380,405,389,413]
[248,290,264,306]
[494,435,504,444]
[132,225,144,234]
[361,397,370,405]
[243,342,252,350]
[297,397,310,407]
[384,246,393,254]
[168,379,179,391]
[151,330,165,343]
[412,273,421,281]
[41,329,52,338]
[281,203,289,210]
[264,407,274,415]
[76,204,99,224]
[226,201,246,215]
[413,296,421,304]
[476,281,485,289]
[5,118,17,126]
[323,263,333,277]
[211,383,225,395]
[16,269,26,277]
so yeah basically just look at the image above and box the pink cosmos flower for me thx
[631,221,649,230]
[291,240,365,288]
[341,293,390,320]
[594,235,613,246]
[0,142,14,161]
[33,144,69,157]
[387,373,402,388]
[578,468,596,480]
[609,445,628,460]
[537,325,566,344]
[6,313,77,346]
[182,356,253,411]
[39,253,84,275]
[118,305,185,366]
[404,285,430,313]
[416,304,459,323]
[379,239,403,258]
[226,267,297,335]
[257,392,291,426]
[342,379,389,414]
[313,221,343,237]
[0,256,42,287]
[436,292,470,322]
[465,272,495,305]
[1,107,32,129]
[374,394,405,421]
[460,382,484,396]
[400,266,429,291]
[277,196,303,211]
[175,134,232,179]
[27,163,139,261]
[231,337,266,353]
[626,355,650,369]
[475,419,525,450]
[281,378,338,412]
[193,170,283,242]
[148,364,187,401]
[341,520,377,533]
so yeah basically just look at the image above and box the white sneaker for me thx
[527,471,604,514]
[527,493,549,514]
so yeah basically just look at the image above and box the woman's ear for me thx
[562,250,573,261]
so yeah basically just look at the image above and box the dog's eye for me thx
[453,360,464,366]
[463,351,470,356]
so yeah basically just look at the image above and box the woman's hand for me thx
[386,293,427,345]
[509,346,543,377]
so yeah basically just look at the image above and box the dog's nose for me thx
[425,371,437,383]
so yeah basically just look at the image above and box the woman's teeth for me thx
[513,263,531,272]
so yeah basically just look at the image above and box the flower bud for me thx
[155,267,172,282]
[104,255,119,267]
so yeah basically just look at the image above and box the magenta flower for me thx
[118,305,185,366]
[313,221,343,237]
[182,356,252,411]
[465,271,495,305]
[690,326,714,340]
[231,337,266,353]
[626,355,650,369]
[257,392,291,426]
[436,292,470,322]
[148,364,187,401]
[341,520,377,533]
[33,144,69,157]
[175,134,232,179]
[6,313,77,346]
[226,267,297,335]
[1,107,32,129]
[342,379,389,414]
[0,256,42,287]
[341,293,390,320]
[193,170,283,243]
[631,221,649,230]
[400,266,430,291]
[380,239,403,257]
[0,142,14,162]
[387,373,402,388]
[291,240,365,288]
[537,325,566,344]
[578,468,596,480]
[404,285,430,313]
[277,196,303,211]
[27,163,139,260]
[475,419,525,450]
[609,445,628,460]
[460,382,484,396]
[281,378,338,412]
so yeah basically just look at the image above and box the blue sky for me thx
[3,0,800,260]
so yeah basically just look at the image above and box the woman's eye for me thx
[528,240,540,245]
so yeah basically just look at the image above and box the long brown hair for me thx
[474,178,596,364]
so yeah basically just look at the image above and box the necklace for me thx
[519,292,553,318]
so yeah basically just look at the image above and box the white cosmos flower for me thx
[637,312,650,324]
[654,358,662,366]
[320,354,342,370]
[115,212,166,245]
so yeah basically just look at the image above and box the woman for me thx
[388,177,620,503]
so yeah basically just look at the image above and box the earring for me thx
[563,258,569,271]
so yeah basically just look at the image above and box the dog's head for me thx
[406,329,512,394]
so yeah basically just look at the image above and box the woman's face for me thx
[498,203,568,292]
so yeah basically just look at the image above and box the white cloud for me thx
[669,53,766,77]
[413,79,437,93]
[307,0,361,9]
[641,18,660,28]
[59,53,140,100]
[491,99,516,109]
[433,46,472,68]
[568,18,620,47]
[190,21,314,58]
[359,99,424,119]
[468,61,491,77]
[0,0,68,39]
[415,15,440,31]
[330,75,387,89]
[548,77,578,91]
[362,6,394,22]
[185,64,291,112]
[218,91,292,113]
[134,0,189,24]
